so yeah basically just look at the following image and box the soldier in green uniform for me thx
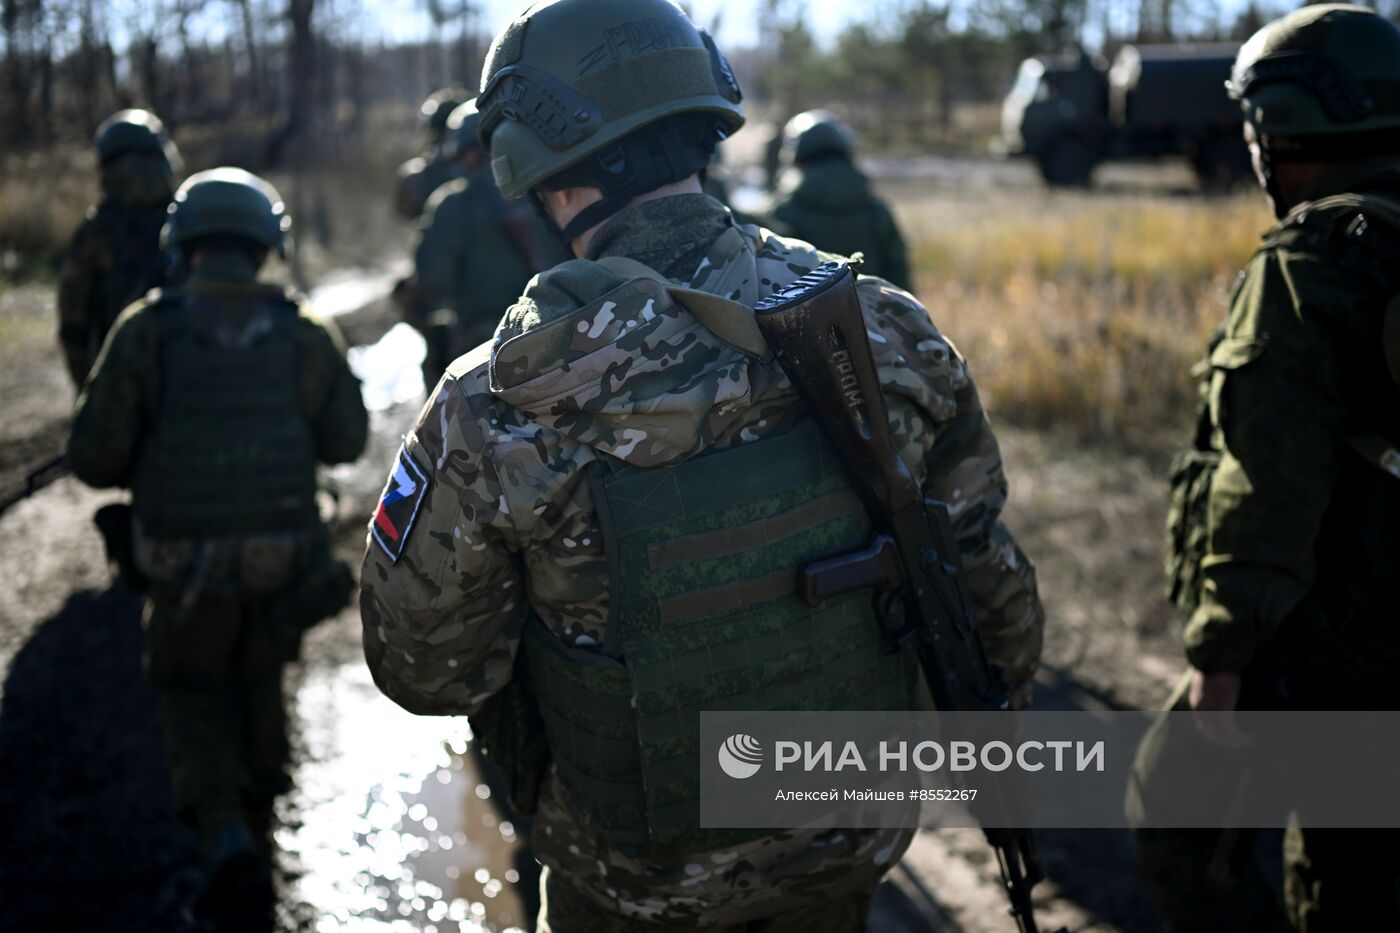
[69,168,368,924]
[394,85,471,220]
[360,2,1043,930]
[57,109,181,388]
[398,98,565,389]
[768,111,911,291]
[1134,6,1400,931]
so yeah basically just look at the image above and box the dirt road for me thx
[0,160,1198,930]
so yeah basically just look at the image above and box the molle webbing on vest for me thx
[526,418,918,856]
[133,290,319,538]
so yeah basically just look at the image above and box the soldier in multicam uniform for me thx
[360,1,1043,930]
[397,97,566,389]
[394,85,471,221]
[768,111,912,291]
[57,109,181,388]
[1134,6,1400,930]
[69,168,368,927]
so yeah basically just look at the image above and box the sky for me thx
[364,0,1259,49]
[363,0,791,47]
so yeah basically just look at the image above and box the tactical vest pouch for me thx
[470,645,550,818]
[134,288,319,538]
[1164,447,1221,613]
[1164,336,1265,612]
[525,418,918,857]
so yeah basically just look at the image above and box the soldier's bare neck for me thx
[540,174,705,259]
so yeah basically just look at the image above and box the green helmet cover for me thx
[161,167,291,257]
[1229,4,1400,139]
[95,109,182,172]
[445,98,484,160]
[421,86,471,134]
[477,0,744,200]
[784,110,856,164]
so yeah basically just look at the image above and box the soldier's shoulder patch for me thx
[371,445,431,563]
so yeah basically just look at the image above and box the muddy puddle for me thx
[309,263,410,320]
[285,660,531,932]
[287,299,535,932]
[347,323,426,414]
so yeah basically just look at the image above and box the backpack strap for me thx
[1304,194,1400,392]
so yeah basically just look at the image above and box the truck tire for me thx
[1038,136,1096,188]
[1192,134,1252,191]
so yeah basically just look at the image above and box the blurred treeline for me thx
[0,0,485,166]
[7,0,1400,160]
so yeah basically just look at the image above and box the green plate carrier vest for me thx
[524,418,919,857]
[132,287,319,539]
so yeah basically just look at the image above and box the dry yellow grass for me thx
[906,193,1273,450]
[0,148,95,278]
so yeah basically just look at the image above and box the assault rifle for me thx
[0,452,69,517]
[753,262,1055,933]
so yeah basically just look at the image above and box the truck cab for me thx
[1003,44,1249,189]
[1002,50,1109,187]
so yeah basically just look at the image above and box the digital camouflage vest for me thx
[523,418,918,856]
[132,284,319,539]
[1166,192,1400,613]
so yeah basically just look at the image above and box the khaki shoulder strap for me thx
[1285,194,1400,389]
[1297,192,1400,231]
[594,255,771,358]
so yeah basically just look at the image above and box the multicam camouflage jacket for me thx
[361,193,1044,923]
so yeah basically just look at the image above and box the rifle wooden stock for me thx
[754,262,1056,933]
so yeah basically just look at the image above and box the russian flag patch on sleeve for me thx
[371,445,431,563]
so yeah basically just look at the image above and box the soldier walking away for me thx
[57,109,182,389]
[1133,6,1400,931]
[361,1,1044,930]
[68,168,368,930]
[396,97,567,390]
[768,111,912,291]
[395,85,472,220]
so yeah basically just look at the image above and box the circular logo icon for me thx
[718,733,763,780]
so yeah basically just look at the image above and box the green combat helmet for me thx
[421,85,471,140]
[445,98,483,160]
[161,167,291,258]
[1228,4,1400,209]
[783,110,856,165]
[477,0,744,241]
[94,108,182,172]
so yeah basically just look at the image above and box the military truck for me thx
[1002,44,1250,188]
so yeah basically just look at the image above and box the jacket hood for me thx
[485,203,817,468]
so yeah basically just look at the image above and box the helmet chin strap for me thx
[1256,142,1291,220]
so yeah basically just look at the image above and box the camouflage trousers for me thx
[536,867,874,933]
[143,580,302,857]
[1131,675,1400,932]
